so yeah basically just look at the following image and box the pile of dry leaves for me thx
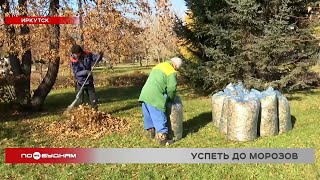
[45,105,130,139]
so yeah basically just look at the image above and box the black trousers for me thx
[75,83,98,110]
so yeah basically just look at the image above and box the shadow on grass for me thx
[94,65,152,74]
[286,88,320,101]
[96,86,141,104]
[183,112,212,138]
[0,124,30,144]
[291,115,296,128]
[44,86,141,112]
[108,102,140,114]
[0,119,51,147]
[0,102,51,122]
[286,89,320,102]
[0,86,142,122]
[287,96,303,101]
[286,88,320,96]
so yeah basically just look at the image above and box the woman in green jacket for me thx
[138,57,183,145]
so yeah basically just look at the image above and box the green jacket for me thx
[138,61,177,112]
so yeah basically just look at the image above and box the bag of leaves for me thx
[259,87,279,137]
[166,95,183,141]
[227,93,260,142]
[219,95,232,135]
[219,82,239,134]
[275,90,292,134]
[211,91,226,128]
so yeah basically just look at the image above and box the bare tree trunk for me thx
[156,18,161,64]
[19,0,32,106]
[157,49,160,64]
[78,0,84,46]
[1,0,31,107]
[139,56,142,67]
[144,47,149,68]
[108,54,114,71]
[31,0,60,110]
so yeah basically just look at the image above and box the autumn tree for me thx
[0,0,159,111]
[0,0,79,110]
[138,0,179,64]
[1,0,33,108]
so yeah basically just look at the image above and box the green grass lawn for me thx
[39,63,155,90]
[94,62,156,75]
[0,65,320,179]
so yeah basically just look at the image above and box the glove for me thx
[84,70,91,75]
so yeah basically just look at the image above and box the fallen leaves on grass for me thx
[42,105,130,140]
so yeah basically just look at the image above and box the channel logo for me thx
[21,152,77,160]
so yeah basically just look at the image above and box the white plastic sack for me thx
[224,83,237,96]
[166,95,183,141]
[227,94,260,142]
[235,82,245,92]
[259,87,279,137]
[275,91,292,134]
[235,82,249,96]
[211,91,225,128]
[250,88,262,96]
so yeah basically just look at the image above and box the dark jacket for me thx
[70,50,101,85]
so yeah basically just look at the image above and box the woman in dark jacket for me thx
[70,44,101,110]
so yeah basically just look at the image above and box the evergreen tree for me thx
[178,0,320,93]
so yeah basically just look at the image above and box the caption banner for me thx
[5,148,315,164]
[5,16,79,25]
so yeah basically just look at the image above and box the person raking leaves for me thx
[69,44,102,110]
[138,57,183,146]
